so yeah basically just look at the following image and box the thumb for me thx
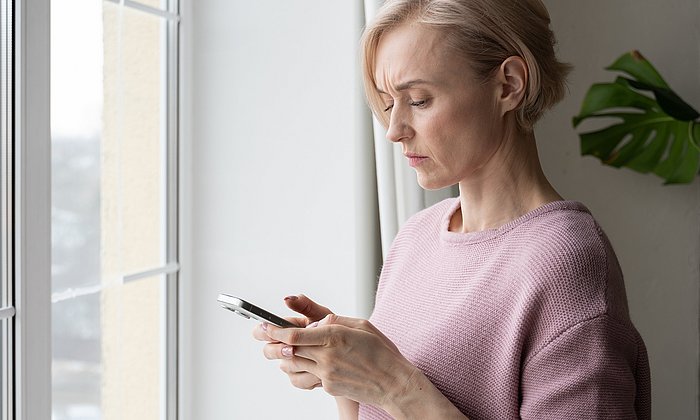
[284,294,332,322]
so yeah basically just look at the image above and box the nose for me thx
[385,106,413,143]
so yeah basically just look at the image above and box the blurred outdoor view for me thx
[51,1,169,419]
[51,1,103,419]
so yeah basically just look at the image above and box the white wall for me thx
[539,1,700,418]
[187,1,367,419]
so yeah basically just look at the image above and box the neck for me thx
[450,131,562,233]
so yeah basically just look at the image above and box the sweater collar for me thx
[439,198,591,244]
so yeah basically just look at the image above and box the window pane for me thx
[51,276,167,420]
[51,3,104,418]
[102,2,167,277]
[52,1,171,419]
[51,2,167,285]
[51,0,102,293]
[52,294,101,420]
[102,275,165,419]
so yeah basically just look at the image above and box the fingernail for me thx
[261,323,268,331]
[281,346,294,358]
[306,321,319,329]
[284,295,299,301]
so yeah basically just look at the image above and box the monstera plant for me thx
[573,51,700,184]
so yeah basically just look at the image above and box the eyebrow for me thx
[376,79,435,94]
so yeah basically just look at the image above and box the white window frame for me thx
[14,0,51,419]
[177,0,192,419]
[0,0,17,419]
[12,0,181,419]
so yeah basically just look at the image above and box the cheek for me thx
[424,105,473,153]
[430,104,499,167]
[420,112,457,162]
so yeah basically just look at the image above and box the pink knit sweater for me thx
[359,199,650,419]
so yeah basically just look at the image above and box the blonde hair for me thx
[361,0,572,131]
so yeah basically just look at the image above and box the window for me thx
[0,0,15,419]
[50,1,179,419]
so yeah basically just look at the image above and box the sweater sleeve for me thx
[520,314,651,420]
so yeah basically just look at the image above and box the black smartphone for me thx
[218,293,297,328]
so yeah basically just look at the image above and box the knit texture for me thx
[359,198,651,420]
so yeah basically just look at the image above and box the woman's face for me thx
[374,24,507,190]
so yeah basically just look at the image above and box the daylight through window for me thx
[50,1,179,419]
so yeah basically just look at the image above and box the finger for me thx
[287,371,322,390]
[252,323,280,342]
[318,314,372,331]
[284,294,333,322]
[266,323,338,346]
[253,317,309,342]
[262,343,289,360]
[316,315,401,355]
[284,317,311,327]
[292,345,323,363]
[279,356,317,375]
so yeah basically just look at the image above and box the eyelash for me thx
[383,100,428,113]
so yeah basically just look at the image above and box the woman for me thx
[253,0,651,418]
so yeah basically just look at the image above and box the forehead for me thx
[374,24,460,90]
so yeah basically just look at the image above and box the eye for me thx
[410,100,427,107]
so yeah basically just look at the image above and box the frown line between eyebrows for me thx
[376,79,436,94]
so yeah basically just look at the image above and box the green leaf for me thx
[626,125,668,173]
[579,112,675,173]
[605,126,654,168]
[623,78,700,121]
[654,123,700,184]
[573,81,657,127]
[606,51,669,89]
[573,51,700,184]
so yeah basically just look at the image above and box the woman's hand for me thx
[253,296,468,419]
[252,295,332,390]
[264,314,419,409]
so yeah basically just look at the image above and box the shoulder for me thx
[507,202,634,353]
[516,201,603,246]
[511,201,610,279]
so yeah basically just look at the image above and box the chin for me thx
[416,174,451,191]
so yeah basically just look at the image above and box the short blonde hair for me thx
[361,0,572,131]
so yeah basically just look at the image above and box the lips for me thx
[404,153,428,167]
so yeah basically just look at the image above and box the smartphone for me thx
[218,293,297,328]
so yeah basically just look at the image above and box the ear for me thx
[495,56,528,115]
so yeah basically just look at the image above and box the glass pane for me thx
[51,276,166,420]
[52,294,101,420]
[102,3,166,277]
[102,275,165,419]
[52,1,170,419]
[51,3,103,418]
[51,0,102,293]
